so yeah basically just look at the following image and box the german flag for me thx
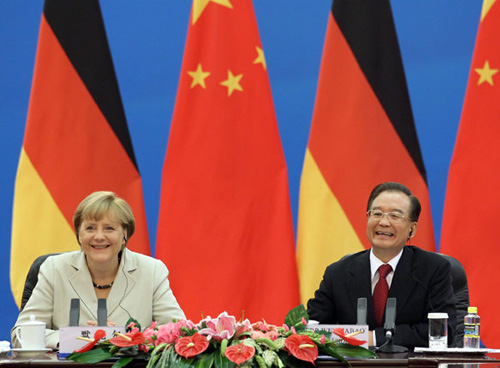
[10,0,150,307]
[441,0,500,348]
[297,0,435,304]
[155,0,300,324]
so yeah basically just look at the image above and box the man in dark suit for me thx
[307,182,456,348]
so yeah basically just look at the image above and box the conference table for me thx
[1,350,500,368]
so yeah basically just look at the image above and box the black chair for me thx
[20,253,60,311]
[438,253,469,347]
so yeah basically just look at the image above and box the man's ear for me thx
[409,223,417,239]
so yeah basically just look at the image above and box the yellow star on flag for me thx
[220,70,243,96]
[475,60,498,86]
[188,63,211,89]
[254,46,267,70]
[192,0,233,25]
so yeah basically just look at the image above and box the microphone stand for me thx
[377,329,408,353]
[377,298,408,353]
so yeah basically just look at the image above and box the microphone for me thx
[384,297,397,336]
[97,298,107,326]
[377,298,408,353]
[69,298,80,326]
[357,298,367,325]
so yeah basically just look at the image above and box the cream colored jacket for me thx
[11,249,185,349]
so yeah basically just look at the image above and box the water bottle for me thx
[463,306,480,348]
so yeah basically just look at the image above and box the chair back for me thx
[20,253,60,311]
[438,253,470,347]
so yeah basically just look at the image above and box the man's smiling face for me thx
[366,190,417,260]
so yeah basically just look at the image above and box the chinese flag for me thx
[297,0,435,304]
[156,0,299,323]
[441,1,500,347]
[10,0,150,306]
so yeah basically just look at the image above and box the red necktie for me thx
[373,264,392,327]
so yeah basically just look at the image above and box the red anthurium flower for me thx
[74,329,106,353]
[332,328,366,346]
[225,343,256,365]
[285,334,318,364]
[110,331,146,347]
[320,335,326,345]
[175,333,209,358]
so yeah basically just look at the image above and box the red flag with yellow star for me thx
[441,0,500,348]
[155,0,299,323]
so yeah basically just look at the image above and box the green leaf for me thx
[310,329,332,340]
[276,351,313,368]
[255,338,278,351]
[319,343,377,363]
[66,348,113,363]
[331,344,377,359]
[220,338,228,355]
[160,347,174,368]
[125,317,141,332]
[145,353,160,368]
[194,352,215,368]
[318,345,347,363]
[284,305,308,328]
[214,350,234,368]
[111,357,134,368]
[177,356,195,368]
[254,354,266,368]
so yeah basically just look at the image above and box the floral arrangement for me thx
[67,305,376,368]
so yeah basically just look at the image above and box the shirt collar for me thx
[370,247,404,279]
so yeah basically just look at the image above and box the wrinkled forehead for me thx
[371,190,412,212]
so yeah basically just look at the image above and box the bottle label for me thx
[464,323,479,337]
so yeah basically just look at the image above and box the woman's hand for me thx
[86,319,116,326]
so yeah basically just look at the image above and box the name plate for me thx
[307,324,369,348]
[59,326,125,357]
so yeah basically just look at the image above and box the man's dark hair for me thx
[366,182,421,222]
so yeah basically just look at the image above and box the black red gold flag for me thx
[10,0,150,306]
[297,0,435,303]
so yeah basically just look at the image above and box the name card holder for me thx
[307,324,369,349]
[59,325,125,357]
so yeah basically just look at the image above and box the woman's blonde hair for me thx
[73,191,135,242]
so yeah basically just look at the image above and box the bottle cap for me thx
[468,306,478,313]
[428,312,448,319]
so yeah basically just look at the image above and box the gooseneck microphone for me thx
[97,298,107,326]
[377,298,408,353]
[384,297,397,337]
[69,298,80,326]
[357,298,367,325]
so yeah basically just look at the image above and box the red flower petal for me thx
[110,331,146,347]
[175,333,209,358]
[225,343,256,365]
[285,334,318,364]
[74,329,106,353]
[332,328,366,346]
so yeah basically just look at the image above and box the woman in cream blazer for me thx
[11,191,185,349]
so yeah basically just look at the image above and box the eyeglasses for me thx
[366,210,408,223]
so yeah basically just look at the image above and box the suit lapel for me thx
[345,251,373,322]
[69,251,98,321]
[107,249,137,317]
[389,246,417,317]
